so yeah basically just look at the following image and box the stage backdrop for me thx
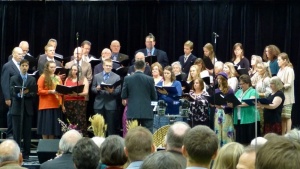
[1,0,300,127]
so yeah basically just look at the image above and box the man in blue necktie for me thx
[92,59,121,136]
[9,59,37,160]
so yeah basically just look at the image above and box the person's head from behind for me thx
[285,128,300,142]
[59,129,82,154]
[134,60,146,72]
[140,151,182,169]
[72,138,100,169]
[99,135,127,167]
[182,125,218,167]
[0,140,23,166]
[166,122,191,151]
[212,142,244,169]
[256,136,300,169]
[124,126,155,162]
[236,146,257,169]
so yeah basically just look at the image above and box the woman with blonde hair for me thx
[203,43,217,76]
[212,142,244,169]
[277,52,295,135]
[249,55,263,77]
[187,65,200,83]
[223,62,239,92]
[151,62,163,84]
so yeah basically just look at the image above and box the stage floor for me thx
[22,156,40,169]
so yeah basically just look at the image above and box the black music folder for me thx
[202,76,210,85]
[113,59,130,67]
[112,67,128,78]
[209,93,241,106]
[54,67,69,75]
[242,98,270,106]
[89,58,102,68]
[234,65,248,76]
[145,55,157,65]
[181,93,194,101]
[100,80,122,89]
[55,84,84,95]
[155,86,178,94]
[14,85,37,93]
[203,56,214,70]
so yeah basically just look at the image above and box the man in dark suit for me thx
[110,40,129,62]
[37,45,62,74]
[1,47,23,139]
[10,59,36,159]
[94,48,119,75]
[38,38,64,60]
[121,60,157,132]
[178,40,197,75]
[135,33,169,68]
[40,130,82,169]
[127,52,151,76]
[92,59,121,135]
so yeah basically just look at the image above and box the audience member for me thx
[140,151,182,169]
[40,130,82,169]
[285,128,300,142]
[212,142,244,169]
[72,138,100,169]
[182,125,218,169]
[165,122,191,169]
[99,135,127,169]
[250,137,267,146]
[0,139,25,169]
[236,146,257,169]
[124,126,155,169]
[256,137,300,169]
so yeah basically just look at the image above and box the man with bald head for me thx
[94,48,119,75]
[127,52,151,76]
[1,47,23,139]
[40,129,82,169]
[165,122,191,169]
[0,139,26,169]
[110,40,129,62]
[65,47,92,84]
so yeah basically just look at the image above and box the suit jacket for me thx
[121,71,157,119]
[37,56,62,75]
[127,65,152,76]
[178,54,197,74]
[10,74,36,116]
[40,153,75,169]
[135,48,169,68]
[92,71,121,110]
[65,60,93,84]
[1,60,20,100]
[93,62,120,75]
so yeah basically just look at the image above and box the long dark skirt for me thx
[235,120,261,145]
[264,122,282,135]
[64,100,87,136]
[37,108,63,136]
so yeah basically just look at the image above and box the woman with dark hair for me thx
[99,135,127,169]
[258,76,285,135]
[213,72,235,146]
[64,64,89,135]
[188,78,210,127]
[157,66,182,115]
[37,61,64,139]
[230,74,260,144]
[277,52,295,134]
[231,43,250,71]
[263,45,281,76]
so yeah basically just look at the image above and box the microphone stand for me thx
[212,32,219,145]
[76,33,80,124]
[19,76,26,150]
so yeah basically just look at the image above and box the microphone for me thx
[213,32,219,37]
[76,32,79,40]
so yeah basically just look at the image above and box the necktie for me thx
[184,56,187,63]
[147,50,151,56]
[104,73,109,81]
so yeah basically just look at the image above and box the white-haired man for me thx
[0,139,26,169]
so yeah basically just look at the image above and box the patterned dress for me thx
[214,88,235,147]
[188,90,210,127]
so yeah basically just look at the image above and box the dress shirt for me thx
[12,58,21,71]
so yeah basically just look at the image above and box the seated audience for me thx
[256,137,300,169]
[99,135,127,169]
[0,140,25,169]
[182,125,218,169]
[285,128,300,142]
[40,129,82,169]
[140,151,182,169]
[212,142,244,169]
[250,137,267,146]
[124,126,155,169]
[165,122,191,169]
[72,138,101,169]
